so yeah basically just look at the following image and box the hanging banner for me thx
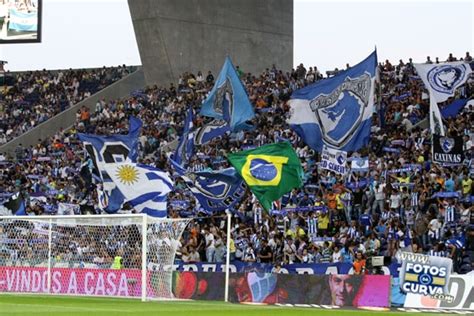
[432,134,464,165]
[174,262,401,276]
[228,273,390,307]
[320,145,348,175]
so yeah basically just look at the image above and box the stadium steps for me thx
[0,67,145,157]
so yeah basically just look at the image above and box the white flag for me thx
[351,157,369,172]
[320,145,348,175]
[414,61,472,103]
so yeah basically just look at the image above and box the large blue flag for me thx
[173,107,195,166]
[104,162,173,217]
[288,51,377,152]
[170,159,246,213]
[200,57,255,132]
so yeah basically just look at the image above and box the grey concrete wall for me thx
[128,0,293,86]
[0,68,145,156]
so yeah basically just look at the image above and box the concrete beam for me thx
[128,0,293,86]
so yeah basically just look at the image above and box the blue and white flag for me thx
[351,157,369,172]
[8,9,38,32]
[170,158,246,213]
[57,203,80,215]
[414,61,472,103]
[288,50,377,152]
[194,119,230,145]
[78,116,142,185]
[200,57,255,131]
[173,108,195,166]
[104,163,173,217]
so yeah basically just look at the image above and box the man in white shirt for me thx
[372,178,386,214]
[389,189,402,215]
[283,238,296,264]
[204,228,215,262]
[184,246,201,263]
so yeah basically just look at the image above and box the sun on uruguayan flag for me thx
[104,162,174,217]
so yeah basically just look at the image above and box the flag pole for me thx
[224,210,231,302]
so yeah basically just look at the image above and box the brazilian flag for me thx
[227,142,304,211]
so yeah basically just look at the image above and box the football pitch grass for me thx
[0,294,465,316]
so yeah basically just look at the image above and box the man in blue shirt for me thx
[444,173,455,192]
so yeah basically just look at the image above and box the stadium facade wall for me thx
[0,68,145,156]
[127,0,293,86]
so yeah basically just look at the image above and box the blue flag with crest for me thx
[288,51,377,152]
[200,57,255,132]
[169,158,246,213]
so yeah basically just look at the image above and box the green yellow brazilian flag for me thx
[227,142,304,211]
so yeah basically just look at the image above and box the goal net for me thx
[0,214,190,301]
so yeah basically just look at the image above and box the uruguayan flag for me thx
[170,158,246,213]
[78,116,142,182]
[351,157,369,172]
[173,107,195,166]
[288,50,377,152]
[414,61,472,103]
[200,57,255,131]
[104,163,173,217]
[78,117,142,213]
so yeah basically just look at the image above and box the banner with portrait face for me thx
[230,273,390,307]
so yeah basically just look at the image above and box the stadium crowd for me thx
[0,65,133,143]
[0,52,473,275]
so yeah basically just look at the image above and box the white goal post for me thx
[0,214,191,301]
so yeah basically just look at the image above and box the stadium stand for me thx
[0,65,134,143]
[0,53,473,277]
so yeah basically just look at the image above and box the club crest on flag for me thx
[194,119,230,145]
[186,172,233,199]
[214,78,233,117]
[242,155,288,186]
[440,136,455,153]
[336,151,346,165]
[310,74,372,148]
[427,64,468,95]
